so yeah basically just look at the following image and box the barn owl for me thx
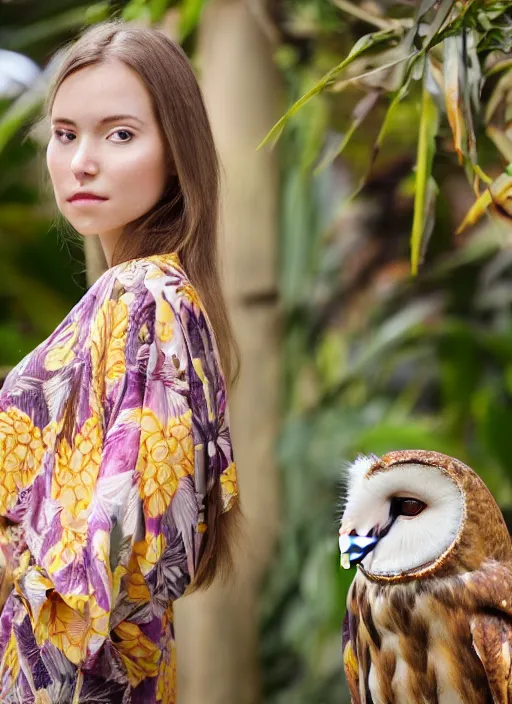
[339,449,512,704]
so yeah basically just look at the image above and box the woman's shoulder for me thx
[87,251,197,317]
[0,253,194,396]
[92,252,187,296]
[89,252,210,349]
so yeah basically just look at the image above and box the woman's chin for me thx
[68,221,109,237]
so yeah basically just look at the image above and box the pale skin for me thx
[46,59,168,266]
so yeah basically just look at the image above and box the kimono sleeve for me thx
[13,265,238,676]
[132,271,239,591]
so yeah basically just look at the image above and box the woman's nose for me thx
[70,140,99,179]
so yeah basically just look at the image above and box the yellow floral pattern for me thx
[0,407,46,514]
[113,621,161,687]
[44,321,78,371]
[220,462,239,513]
[0,631,19,684]
[0,253,238,703]
[133,532,167,578]
[137,408,194,519]
[89,296,129,417]
[156,603,177,704]
[51,414,103,517]
[48,414,103,574]
[125,550,151,603]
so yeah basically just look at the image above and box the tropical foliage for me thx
[260,2,512,702]
[263,0,512,272]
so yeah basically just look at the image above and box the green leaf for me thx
[122,0,151,22]
[460,29,481,165]
[456,188,493,233]
[0,83,46,156]
[258,28,398,149]
[85,2,111,24]
[179,0,207,42]
[149,0,170,23]
[331,49,415,95]
[0,7,91,50]
[485,57,512,77]
[443,34,464,163]
[411,81,439,275]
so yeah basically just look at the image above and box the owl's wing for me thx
[465,563,512,703]
[470,611,512,703]
[342,607,361,704]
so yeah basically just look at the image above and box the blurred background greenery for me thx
[2,1,512,703]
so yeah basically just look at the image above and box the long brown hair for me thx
[45,20,241,589]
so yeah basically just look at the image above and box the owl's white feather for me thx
[342,458,463,576]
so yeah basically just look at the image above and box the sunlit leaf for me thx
[457,172,512,233]
[179,0,207,41]
[474,164,493,185]
[149,0,169,23]
[462,30,481,165]
[411,82,440,275]
[85,2,110,24]
[122,0,151,22]
[490,171,512,217]
[419,176,439,265]
[456,188,493,233]
[298,81,330,173]
[443,35,464,163]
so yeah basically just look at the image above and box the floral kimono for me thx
[0,253,238,703]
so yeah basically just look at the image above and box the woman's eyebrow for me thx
[51,114,145,126]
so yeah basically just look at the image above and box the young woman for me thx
[0,20,240,704]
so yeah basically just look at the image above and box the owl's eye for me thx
[391,497,426,517]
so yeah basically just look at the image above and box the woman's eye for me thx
[53,129,133,143]
[109,129,134,142]
[392,497,426,517]
[54,129,75,143]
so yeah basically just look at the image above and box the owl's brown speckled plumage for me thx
[341,450,512,704]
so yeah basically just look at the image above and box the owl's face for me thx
[340,455,464,579]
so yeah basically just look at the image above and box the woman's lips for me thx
[68,194,108,205]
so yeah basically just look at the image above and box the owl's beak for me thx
[339,511,398,569]
[339,531,379,569]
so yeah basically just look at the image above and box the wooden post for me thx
[174,1,282,702]
[83,235,107,286]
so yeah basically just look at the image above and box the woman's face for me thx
[46,59,168,264]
